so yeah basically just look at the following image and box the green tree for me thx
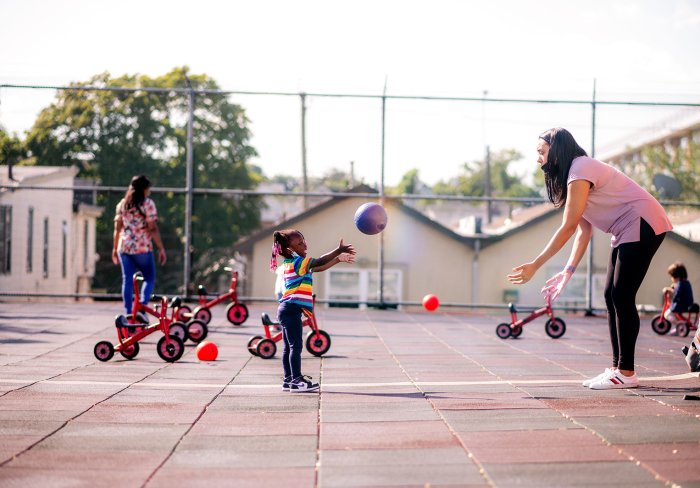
[394,168,420,195]
[0,129,27,168]
[638,142,700,201]
[24,67,261,293]
[432,149,540,199]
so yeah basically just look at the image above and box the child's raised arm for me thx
[312,252,355,273]
[310,239,356,271]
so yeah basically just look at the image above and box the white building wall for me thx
[0,166,103,297]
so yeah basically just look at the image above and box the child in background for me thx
[270,229,355,392]
[663,261,694,335]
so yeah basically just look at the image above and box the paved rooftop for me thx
[0,301,699,487]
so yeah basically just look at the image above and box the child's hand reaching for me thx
[337,253,355,264]
[337,239,356,256]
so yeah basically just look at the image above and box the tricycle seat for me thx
[261,312,279,327]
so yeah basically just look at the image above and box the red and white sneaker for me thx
[589,371,639,390]
[582,368,615,387]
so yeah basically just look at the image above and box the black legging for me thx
[604,219,665,371]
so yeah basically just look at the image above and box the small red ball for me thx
[422,294,440,312]
[196,341,218,361]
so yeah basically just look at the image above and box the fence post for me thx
[378,82,387,308]
[184,87,195,297]
[586,79,597,315]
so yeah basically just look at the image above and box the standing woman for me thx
[508,128,672,390]
[112,175,167,315]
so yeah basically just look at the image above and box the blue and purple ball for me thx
[354,203,388,235]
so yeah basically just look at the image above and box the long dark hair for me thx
[124,175,151,215]
[539,128,587,207]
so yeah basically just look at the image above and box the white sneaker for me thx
[582,368,615,387]
[589,371,639,390]
[289,375,320,393]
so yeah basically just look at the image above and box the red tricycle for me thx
[126,272,209,344]
[179,267,249,326]
[496,296,566,339]
[247,296,331,359]
[651,289,699,337]
[93,294,186,362]
[123,272,208,344]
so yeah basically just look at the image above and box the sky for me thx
[1,0,700,187]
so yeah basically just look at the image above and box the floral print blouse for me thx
[115,198,158,254]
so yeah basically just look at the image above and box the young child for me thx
[663,261,694,334]
[270,229,355,392]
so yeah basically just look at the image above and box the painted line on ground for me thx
[0,372,697,390]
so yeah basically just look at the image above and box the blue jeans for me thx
[278,301,304,380]
[119,252,156,314]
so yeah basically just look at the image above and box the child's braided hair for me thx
[270,229,303,272]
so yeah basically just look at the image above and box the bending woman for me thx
[508,128,672,390]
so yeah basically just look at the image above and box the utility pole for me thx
[482,90,492,224]
[485,145,492,224]
[300,93,308,210]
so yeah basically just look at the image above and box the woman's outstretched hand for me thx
[540,269,572,302]
[507,262,538,285]
[337,239,356,256]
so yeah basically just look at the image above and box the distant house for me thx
[479,204,700,309]
[0,165,104,298]
[233,185,699,310]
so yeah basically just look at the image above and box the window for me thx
[27,207,34,273]
[43,217,49,278]
[61,220,67,279]
[0,205,11,274]
[326,268,403,308]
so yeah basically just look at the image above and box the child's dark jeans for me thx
[278,301,304,380]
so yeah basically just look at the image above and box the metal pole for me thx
[586,78,597,316]
[184,87,195,297]
[485,145,492,224]
[379,79,387,308]
[300,93,308,210]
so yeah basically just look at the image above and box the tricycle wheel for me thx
[247,335,263,356]
[496,323,511,339]
[176,305,192,322]
[187,319,208,343]
[677,322,690,337]
[94,341,114,362]
[545,318,566,339]
[156,335,185,362]
[306,329,331,357]
[169,321,189,343]
[192,306,212,324]
[120,342,140,360]
[651,315,671,335]
[511,325,523,338]
[226,302,249,325]
[256,338,277,359]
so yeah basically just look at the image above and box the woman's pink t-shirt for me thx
[115,198,159,254]
[567,156,672,247]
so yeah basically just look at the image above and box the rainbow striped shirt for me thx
[279,256,315,310]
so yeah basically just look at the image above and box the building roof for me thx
[0,165,78,187]
[233,185,491,253]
